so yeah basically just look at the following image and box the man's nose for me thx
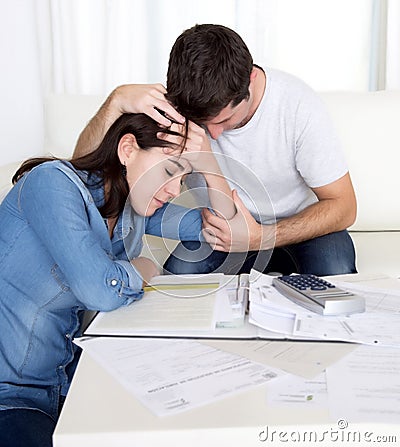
[206,124,224,139]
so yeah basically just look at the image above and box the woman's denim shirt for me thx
[0,160,202,420]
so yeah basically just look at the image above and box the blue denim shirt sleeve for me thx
[145,202,205,241]
[18,164,143,311]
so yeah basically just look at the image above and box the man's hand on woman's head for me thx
[113,84,185,127]
[74,83,185,158]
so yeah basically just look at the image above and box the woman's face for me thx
[124,143,192,216]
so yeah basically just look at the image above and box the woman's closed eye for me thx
[165,168,175,177]
[164,157,193,182]
[165,158,187,177]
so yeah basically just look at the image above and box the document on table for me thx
[330,273,400,314]
[331,273,400,298]
[75,337,284,417]
[293,312,400,346]
[326,344,400,423]
[202,340,356,379]
[266,372,328,410]
[87,274,223,335]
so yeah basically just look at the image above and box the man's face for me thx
[201,67,262,140]
[203,99,253,140]
[203,98,253,140]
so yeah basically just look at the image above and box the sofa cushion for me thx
[320,91,400,231]
[44,92,400,232]
[2,92,396,277]
[350,231,400,277]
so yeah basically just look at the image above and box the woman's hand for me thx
[158,121,236,220]
[130,257,160,287]
[158,121,215,173]
[201,190,274,252]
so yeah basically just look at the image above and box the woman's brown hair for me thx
[12,113,185,218]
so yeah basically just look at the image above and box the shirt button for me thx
[111,279,118,286]
[65,333,71,339]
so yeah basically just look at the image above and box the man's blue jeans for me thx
[164,230,357,276]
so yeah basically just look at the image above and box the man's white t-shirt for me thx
[187,67,348,225]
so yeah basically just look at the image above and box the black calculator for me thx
[272,274,365,316]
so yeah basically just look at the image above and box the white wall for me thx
[0,1,44,166]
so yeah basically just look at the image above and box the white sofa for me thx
[1,92,399,277]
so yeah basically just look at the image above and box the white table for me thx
[53,339,400,447]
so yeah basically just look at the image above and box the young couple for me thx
[0,24,357,446]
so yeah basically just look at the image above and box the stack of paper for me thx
[86,273,248,336]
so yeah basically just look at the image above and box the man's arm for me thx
[273,173,356,248]
[201,173,357,252]
[74,84,185,158]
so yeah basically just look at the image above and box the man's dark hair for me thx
[166,24,253,123]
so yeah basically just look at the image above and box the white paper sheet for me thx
[326,344,400,423]
[331,273,400,297]
[202,340,356,379]
[266,372,328,409]
[75,337,284,417]
[294,312,400,347]
[329,274,400,313]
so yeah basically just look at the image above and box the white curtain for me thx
[386,0,400,89]
[33,0,400,94]
[36,0,380,95]
[37,0,241,95]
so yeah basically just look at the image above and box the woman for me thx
[0,111,234,446]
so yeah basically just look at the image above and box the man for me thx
[75,24,357,276]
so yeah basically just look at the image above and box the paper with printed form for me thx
[293,311,400,346]
[75,337,284,417]
[327,344,400,423]
[202,339,356,379]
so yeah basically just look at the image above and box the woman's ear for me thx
[117,133,140,165]
[250,67,258,83]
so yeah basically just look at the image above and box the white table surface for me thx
[53,339,400,447]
